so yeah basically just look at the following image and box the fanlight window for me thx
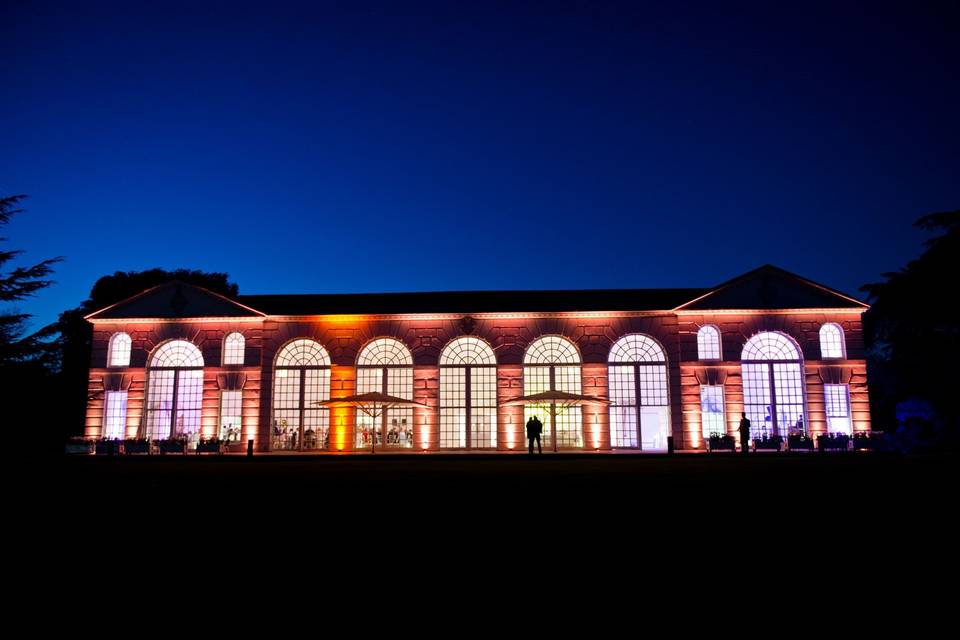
[524,336,582,450]
[819,323,845,359]
[222,332,245,365]
[742,332,800,361]
[358,337,414,366]
[523,335,580,365]
[150,340,204,368]
[107,332,132,367]
[697,326,721,360]
[356,338,414,449]
[145,340,204,441]
[608,334,670,451]
[272,339,331,451]
[741,332,805,441]
[439,337,497,449]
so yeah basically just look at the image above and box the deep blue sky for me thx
[2,1,958,328]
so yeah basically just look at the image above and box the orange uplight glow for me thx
[420,416,430,450]
[332,408,349,451]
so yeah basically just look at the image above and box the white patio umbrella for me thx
[502,390,610,452]
[317,392,429,453]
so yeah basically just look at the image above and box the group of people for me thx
[737,411,806,453]
[356,424,413,447]
[271,419,327,450]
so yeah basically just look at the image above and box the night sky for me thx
[2,1,957,328]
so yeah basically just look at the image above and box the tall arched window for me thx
[272,339,331,451]
[697,325,721,360]
[741,332,806,440]
[819,323,846,359]
[145,340,204,441]
[439,337,497,449]
[608,334,670,451]
[107,332,132,367]
[524,336,582,450]
[356,338,414,449]
[222,332,245,365]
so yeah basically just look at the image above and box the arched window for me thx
[222,332,245,365]
[107,332,132,367]
[356,338,414,449]
[439,337,497,449]
[819,323,845,359]
[608,334,670,451]
[741,332,806,441]
[272,339,331,451]
[145,340,204,441]
[697,325,721,360]
[524,336,582,450]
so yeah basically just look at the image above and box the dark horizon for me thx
[2,1,958,328]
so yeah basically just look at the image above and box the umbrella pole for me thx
[551,402,558,453]
[371,404,377,455]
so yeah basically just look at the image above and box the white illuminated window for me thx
[741,332,805,440]
[700,385,725,439]
[824,384,852,435]
[440,337,497,449]
[222,332,245,365]
[219,391,243,442]
[356,338,414,449]
[819,323,845,359]
[524,336,582,449]
[272,339,331,451]
[697,325,721,360]
[608,334,670,451]
[107,332,132,367]
[103,391,128,439]
[145,340,204,441]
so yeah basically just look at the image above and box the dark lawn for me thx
[18,452,958,588]
[37,452,955,530]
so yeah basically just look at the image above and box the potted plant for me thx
[196,437,223,454]
[817,433,851,451]
[852,431,884,451]
[158,437,187,455]
[93,438,118,455]
[65,437,95,455]
[122,438,151,455]
[708,433,736,452]
[788,433,814,451]
[754,435,784,451]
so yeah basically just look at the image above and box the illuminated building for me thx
[84,265,870,452]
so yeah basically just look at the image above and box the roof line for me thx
[672,264,868,311]
[84,280,267,320]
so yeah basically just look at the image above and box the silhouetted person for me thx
[526,415,543,455]
[739,412,751,455]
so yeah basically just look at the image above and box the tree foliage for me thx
[0,195,63,368]
[862,209,959,448]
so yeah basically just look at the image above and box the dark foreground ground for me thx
[16,451,958,602]
[33,451,956,533]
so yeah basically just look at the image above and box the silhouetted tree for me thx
[0,195,62,368]
[55,269,239,438]
[0,195,64,453]
[862,209,959,450]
